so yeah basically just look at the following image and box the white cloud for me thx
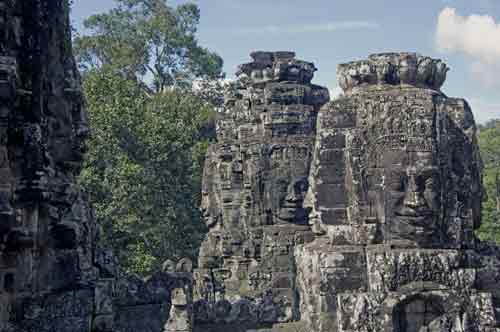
[237,21,380,35]
[436,7,500,89]
[436,7,500,63]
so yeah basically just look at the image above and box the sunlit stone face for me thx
[367,148,442,246]
[304,88,483,249]
[354,103,447,247]
[263,145,311,226]
[347,95,481,248]
[200,148,223,229]
[276,176,309,224]
[201,142,313,230]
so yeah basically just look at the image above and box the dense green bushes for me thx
[75,0,221,275]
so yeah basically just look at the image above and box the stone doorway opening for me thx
[393,295,445,332]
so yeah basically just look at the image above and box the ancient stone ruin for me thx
[296,53,500,332]
[1,2,500,332]
[194,51,328,331]
[0,2,191,332]
[193,51,500,332]
[0,1,94,330]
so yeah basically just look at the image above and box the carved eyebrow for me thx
[412,168,438,181]
[418,166,439,174]
[387,167,406,176]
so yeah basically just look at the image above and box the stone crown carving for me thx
[236,51,317,86]
[337,52,449,94]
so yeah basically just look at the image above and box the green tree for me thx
[75,0,222,274]
[477,120,500,243]
[80,69,212,274]
[74,0,223,93]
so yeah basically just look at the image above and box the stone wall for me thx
[295,53,500,332]
[197,52,500,332]
[0,2,190,332]
[0,1,94,330]
[0,1,499,330]
[194,51,329,331]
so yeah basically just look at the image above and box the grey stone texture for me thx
[196,52,500,332]
[0,1,499,330]
[195,51,328,331]
[0,1,94,331]
[0,2,192,332]
[296,53,499,332]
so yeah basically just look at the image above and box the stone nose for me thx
[403,173,426,210]
[285,188,301,202]
[200,193,210,213]
[403,191,426,209]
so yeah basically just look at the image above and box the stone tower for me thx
[195,51,329,331]
[1,4,498,329]
[194,52,500,332]
[296,53,500,332]
[0,1,95,331]
[0,2,196,332]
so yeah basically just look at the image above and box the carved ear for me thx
[439,97,476,134]
[176,258,193,273]
[162,259,176,273]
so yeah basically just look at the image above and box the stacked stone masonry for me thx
[0,2,192,332]
[196,51,500,332]
[0,1,94,331]
[195,51,328,331]
[0,2,499,331]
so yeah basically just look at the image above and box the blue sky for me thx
[72,0,500,123]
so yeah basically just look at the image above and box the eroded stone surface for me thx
[0,1,93,331]
[196,52,500,332]
[194,51,329,331]
[337,53,449,95]
[1,7,499,330]
[295,54,500,332]
[0,2,192,332]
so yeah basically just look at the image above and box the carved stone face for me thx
[370,150,442,246]
[263,171,309,225]
[361,108,482,248]
[277,177,309,223]
[200,189,221,229]
[200,149,222,229]
[47,94,89,171]
[263,144,311,225]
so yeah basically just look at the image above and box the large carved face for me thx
[356,98,480,248]
[200,147,223,229]
[47,64,89,172]
[360,105,445,246]
[264,145,310,225]
[200,185,221,230]
[275,176,309,224]
[367,149,442,246]
[48,99,89,169]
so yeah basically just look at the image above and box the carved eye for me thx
[415,176,426,192]
[390,175,406,191]
[275,179,288,195]
[295,179,308,193]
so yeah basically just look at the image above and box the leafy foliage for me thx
[80,69,212,274]
[477,120,500,243]
[75,0,222,275]
[74,0,223,93]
